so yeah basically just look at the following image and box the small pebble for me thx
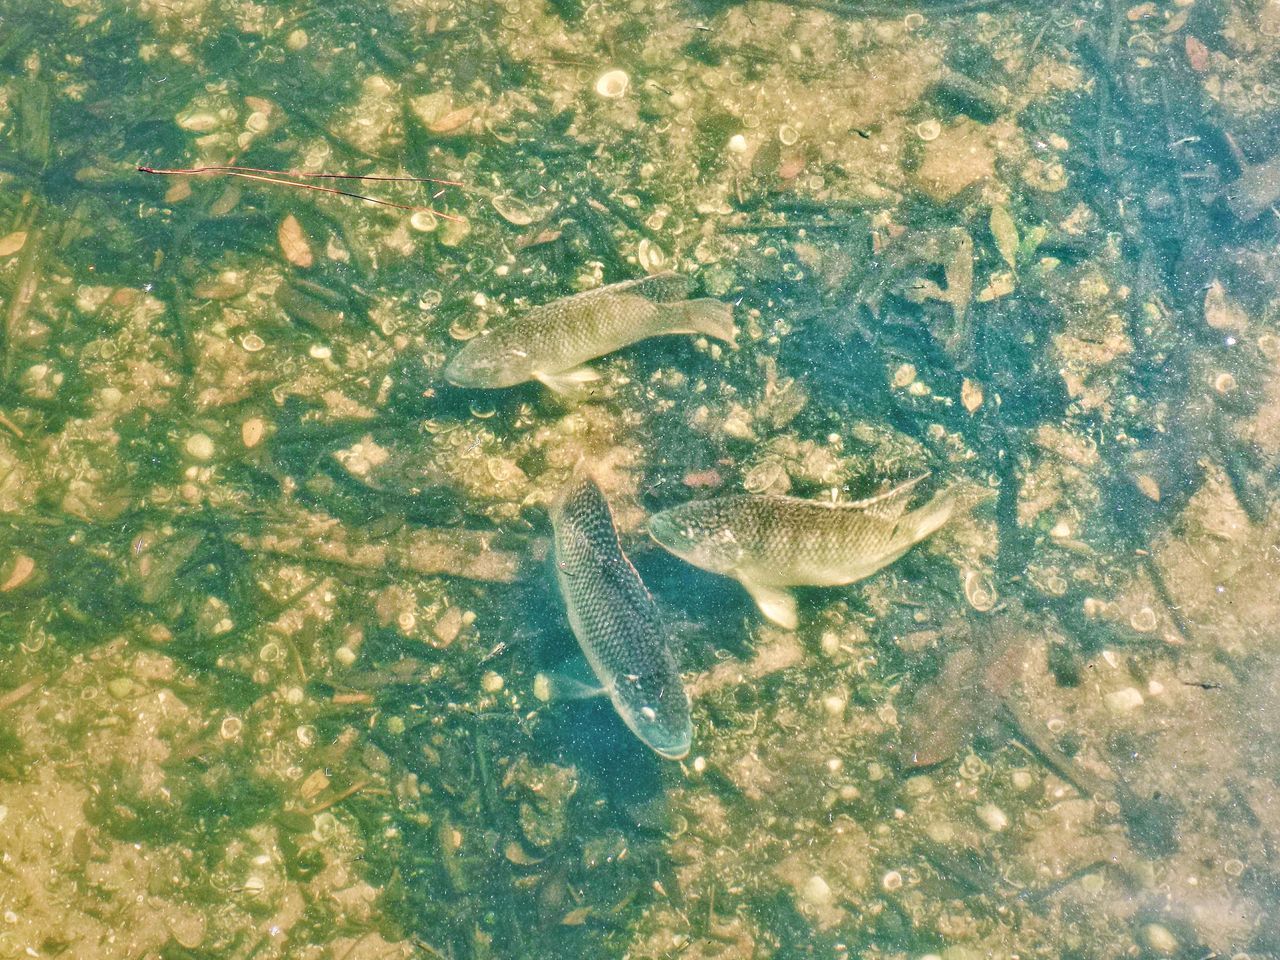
[727,134,748,154]
[925,820,953,843]
[977,803,1008,832]
[1140,922,1178,956]
[185,433,215,461]
[801,874,832,906]
[241,417,265,449]
[335,645,357,667]
[905,775,932,797]
[481,671,504,693]
[1106,687,1145,712]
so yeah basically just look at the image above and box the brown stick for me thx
[0,674,45,711]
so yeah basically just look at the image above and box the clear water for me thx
[1,0,1278,956]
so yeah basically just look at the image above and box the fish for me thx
[546,469,692,760]
[443,272,736,394]
[648,475,959,630]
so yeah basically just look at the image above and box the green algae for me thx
[0,0,1279,957]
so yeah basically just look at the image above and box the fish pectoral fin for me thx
[534,657,608,702]
[535,366,602,395]
[741,579,798,630]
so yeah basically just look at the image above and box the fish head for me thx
[614,675,692,760]
[443,334,532,388]
[648,501,744,576]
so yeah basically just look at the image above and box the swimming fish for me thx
[546,470,692,759]
[648,475,958,630]
[443,272,736,394]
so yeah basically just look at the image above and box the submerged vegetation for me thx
[1,0,1279,957]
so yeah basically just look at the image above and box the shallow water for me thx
[1,0,1279,957]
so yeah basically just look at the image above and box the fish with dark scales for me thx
[443,272,735,394]
[544,469,692,759]
[648,475,962,630]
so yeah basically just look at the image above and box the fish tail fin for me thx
[671,298,737,345]
[894,488,958,548]
[895,481,993,547]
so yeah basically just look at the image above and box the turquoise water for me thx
[2,0,1279,956]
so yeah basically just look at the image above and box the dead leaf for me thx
[279,214,313,268]
[0,232,28,258]
[989,205,1018,270]
[1,554,35,592]
[1185,35,1210,72]
[429,106,476,134]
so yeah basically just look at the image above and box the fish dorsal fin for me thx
[847,473,930,523]
[615,271,693,303]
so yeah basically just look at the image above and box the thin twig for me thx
[305,777,371,815]
[143,164,463,187]
[138,166,464,219]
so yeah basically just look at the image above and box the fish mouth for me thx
[442,354,480,387]
[638,723,692,761]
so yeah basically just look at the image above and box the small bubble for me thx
[220,716,243,739]
[916,119,942,141]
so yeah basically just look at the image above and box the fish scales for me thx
[551,472,691,759]
[648,478,957,629]
[444,272,735,393]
